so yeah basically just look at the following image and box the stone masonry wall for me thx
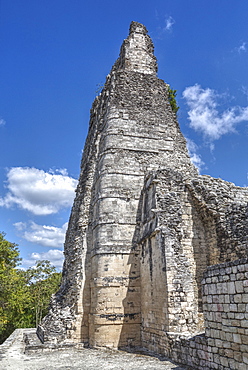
[138,169,248,361]
[39,21,197,348]
[168,258,248,370]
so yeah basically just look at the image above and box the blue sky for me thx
[1,0,248,269]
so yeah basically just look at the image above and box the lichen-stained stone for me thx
[38,21,248,363]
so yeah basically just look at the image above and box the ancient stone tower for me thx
[39,22,248,360]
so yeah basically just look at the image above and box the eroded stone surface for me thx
[38,21,248,369]
[0,329,185,370]
[39,21,196,348]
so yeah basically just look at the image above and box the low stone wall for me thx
[168,258,248,369]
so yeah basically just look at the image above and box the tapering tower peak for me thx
[129,21,148,35]
[113,21,157,75]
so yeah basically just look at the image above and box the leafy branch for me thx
[168,85,179,115]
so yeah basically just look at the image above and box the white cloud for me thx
[164,16,175,32]
[183,84,248,141]
[0,167,78,215]
[14,221,67,248]
[237,42,247,53]
[51,168,69,176]
[241,86,248,101]
[154,13,175,39]
[22,249,64,269]
[0,118,6,126]
[186,138,204,172]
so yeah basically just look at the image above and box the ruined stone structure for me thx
[38,22,248,368]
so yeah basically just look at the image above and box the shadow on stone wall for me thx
[118,192,143,349]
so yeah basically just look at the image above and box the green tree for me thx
[168,85,179,115]
[0,232,61,343]
[24,260,61,327]
[0,232,21,269]
[0,232,29,342]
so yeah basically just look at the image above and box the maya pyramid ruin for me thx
[37,22,248,368]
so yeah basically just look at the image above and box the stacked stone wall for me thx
[139,170,207,355]
[138,169,248,366]
[168,258,248,369]
[40,21,197,348]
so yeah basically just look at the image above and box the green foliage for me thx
[0,233,61,343]
[25,260,62,327]
[168,85,179,115]
[0,232,21,269]
[0,233,25,340]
